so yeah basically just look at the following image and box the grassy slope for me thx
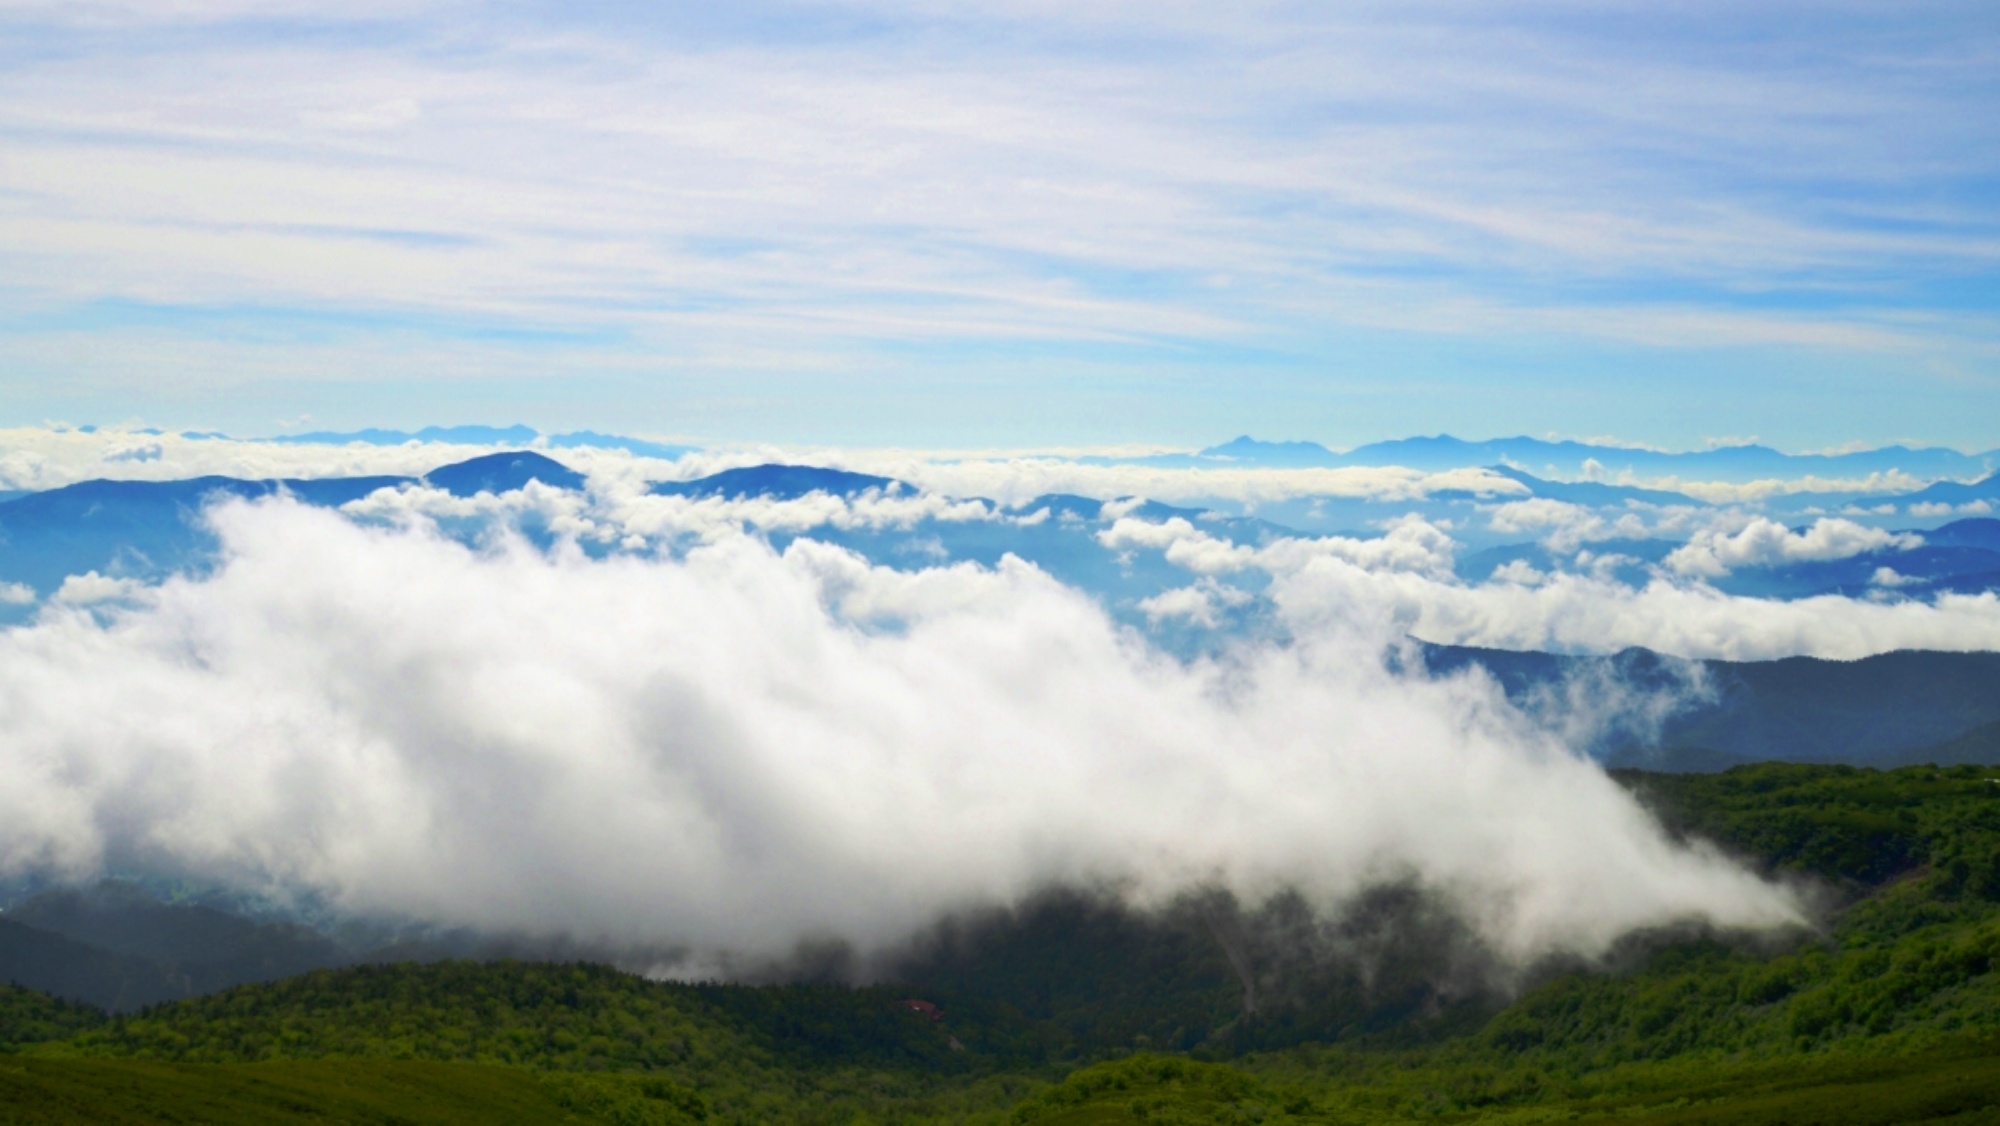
[0,1059,586,1125]
[1008,1043,2000,1124]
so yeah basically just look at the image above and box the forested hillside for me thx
[5,762,2000,1123]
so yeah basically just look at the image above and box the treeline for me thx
[0,983,105,1047]
[24,961,1073,1123]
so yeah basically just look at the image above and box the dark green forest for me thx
[5,761,2000,1123]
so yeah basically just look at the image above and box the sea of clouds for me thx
[6,427,1999,971]
[0,497,1801,968]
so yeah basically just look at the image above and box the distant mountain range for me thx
[1422,644,2000,772]
[8,452,2000,615]
[1112,434,2000,485]
[259,424,695,460]
[1,450,1994,772]
[0,452,584,598]
[61,424,2000,488]
[0,882,353,1010]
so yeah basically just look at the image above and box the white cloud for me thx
[866,458,1526,509]
[52,571,149,605]
[1910,499,1994,518]
[1094,512,2000,663]
[1098,515,1458,580]
[102,442,163,463]
[4,0,1992,423]
[0,581,35,605]
[1629,470,1932,505]
[0,497,1798,965]
[1486,498,1650,553]
[1664,517,1920,577]
[1489,560,1546,586]
[1136,579,1252,628]
[1271,562,2000,663]
[0,426,638,491]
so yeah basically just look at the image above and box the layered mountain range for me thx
[2,450,1996,772]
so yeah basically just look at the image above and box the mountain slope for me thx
[1422,644,2000,768]
[6,883,350,996]
[1899,717,2000,767]
[0,919,189,1012]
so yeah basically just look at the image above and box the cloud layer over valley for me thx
[0,496,1804,970]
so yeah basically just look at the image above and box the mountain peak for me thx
[651,463,900,501]
[422,451,585,497]
[1195,436,1340,467]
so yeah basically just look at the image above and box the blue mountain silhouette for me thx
[652,464,898,500]
[1925,518,2000,550]
[0,452,583,597]
[1484,466,1702,507]
[1893,474,2000,507]
[423,451,586,497]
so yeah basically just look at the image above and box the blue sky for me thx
[1,0,1996,450]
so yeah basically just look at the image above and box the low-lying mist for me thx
[0,498,1801,978]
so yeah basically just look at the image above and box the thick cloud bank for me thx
[0,499,1798,964]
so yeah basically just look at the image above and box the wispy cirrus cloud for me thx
[0,2,1995,443]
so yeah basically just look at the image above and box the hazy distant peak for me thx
[265,425,697,460]
[279,424,540,446]
[1197,436,1340,467]
[1485,465,1705,507]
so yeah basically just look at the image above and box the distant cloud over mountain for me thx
[1158,436,2000,486]
[4,426,1998,661]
